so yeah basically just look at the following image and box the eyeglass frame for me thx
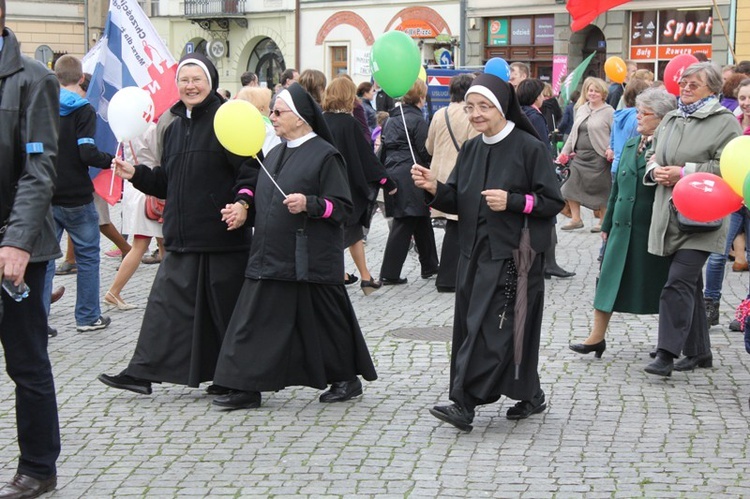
[678,80,707,91]
[271,109,295,117]
[462,103,496,115]
[177,76,207,86]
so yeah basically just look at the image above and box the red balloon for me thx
[672,172,743,222]
[663,54,699,96]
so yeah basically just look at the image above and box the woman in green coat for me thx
[569,88,676,357]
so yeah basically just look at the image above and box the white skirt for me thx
[121,180,163,238]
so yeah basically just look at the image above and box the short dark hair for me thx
[516,78,545,107]
[510,62,530,78]
[736,60,750,76]
[449,74,474,102]
[622,78,649,108]
[356,81,372,97]
[240,71,257,86]
[54,55,83,86]
[280,68,297,87]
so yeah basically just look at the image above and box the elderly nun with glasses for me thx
[412,74,564,432]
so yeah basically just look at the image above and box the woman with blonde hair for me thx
[236,86,281,155]
[557,77,614,231]
[322,77,396,293]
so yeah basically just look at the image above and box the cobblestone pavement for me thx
[2,207,750,497]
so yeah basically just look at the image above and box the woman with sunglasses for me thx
[644,62,742,377]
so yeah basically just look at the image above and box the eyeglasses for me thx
[463,104,495,115]
[271,109,295,117]
[177,77,206,86]
[678,80,706,91]
[636,110,655,117]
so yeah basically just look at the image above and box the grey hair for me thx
[681,62,723,95]
[636,88,678,118]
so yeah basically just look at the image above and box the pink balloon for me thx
[663,54,699,96]
[672,172,743,222]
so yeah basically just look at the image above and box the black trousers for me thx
[657,249,711,357]
[436,220,458,290]
[380,216,439,280]
[0,262,60,479]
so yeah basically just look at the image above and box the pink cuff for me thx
[322,199,334,219]
[239,188,254,197]
[680,167,685,178]
[379,178,388,185]
[523,194,534,214]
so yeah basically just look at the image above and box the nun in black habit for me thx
[211,83,377,410]
[98,53,258,395]
[412,74,564,432]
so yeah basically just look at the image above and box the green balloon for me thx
[743,172,750,207]
[370,31,421,99]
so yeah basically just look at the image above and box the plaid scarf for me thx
[678,95,715,117]
[638,136,652,155]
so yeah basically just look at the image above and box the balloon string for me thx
[110,142,123,196]
[257,157,287,198]
[397,102,417,165]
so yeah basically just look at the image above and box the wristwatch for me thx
[237,199,250,210]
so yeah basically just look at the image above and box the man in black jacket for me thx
[43,55,113,332]
[0,2,62,496]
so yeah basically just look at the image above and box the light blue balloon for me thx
[484,57,511,82]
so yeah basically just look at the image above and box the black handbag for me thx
[669,199,722,233]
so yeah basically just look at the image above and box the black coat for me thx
[324,112,393,228]
[131,93,257,253]
[523,105,552,154]
[244,136,353,284]
[430,128,564,258]
[381,104,432,218]
[0,28,61,263]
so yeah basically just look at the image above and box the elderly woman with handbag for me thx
[643,62,742,377]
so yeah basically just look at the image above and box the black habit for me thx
[430,126,564,408]
[213,134,377,392]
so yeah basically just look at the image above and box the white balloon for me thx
[107,87,154,142]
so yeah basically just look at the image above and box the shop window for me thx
[330,46,348,80]
[483,15,554,80]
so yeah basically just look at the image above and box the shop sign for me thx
[534,16,554,45]
[487,19,508,46]
[631,11,658,46]
[630,45,656,60]
[658,10,712,44]
[658,44,712,58]
[396,19,437,39]
[511,17,532,45]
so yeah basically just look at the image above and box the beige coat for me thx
[561,102,614,158]
[644,99,742,256]
[425,102,479,220]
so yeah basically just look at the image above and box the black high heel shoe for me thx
[360,278,382,296]
[569,339,606,358]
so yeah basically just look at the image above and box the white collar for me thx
[482,121,515,144]
[287,131,317,148]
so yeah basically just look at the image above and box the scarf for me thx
[678,95,715,117]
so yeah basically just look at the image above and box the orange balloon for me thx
[604,57,627,84]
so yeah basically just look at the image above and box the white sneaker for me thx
[76,315,111,332]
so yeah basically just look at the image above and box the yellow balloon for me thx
[720,135,750,196]
[213,99,265,157]
[418,66,427,82]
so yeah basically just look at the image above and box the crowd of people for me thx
[4,0,750,489]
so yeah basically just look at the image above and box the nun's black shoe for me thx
[421,268,439,279]
[212,390,261,410]
[569,340,606,358]
[544,267,576,279]
[673,353,713,371]
[644,355,673,377]
[506,398,547,420]
[98,371,152,395]
[649,348,658,359]
[380,277,408,286]
[429,404,474,432]
[319,378,363,402]
[206,384,232,395]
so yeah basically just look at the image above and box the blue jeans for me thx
[44,202,102,326]
[704,208,750,300]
